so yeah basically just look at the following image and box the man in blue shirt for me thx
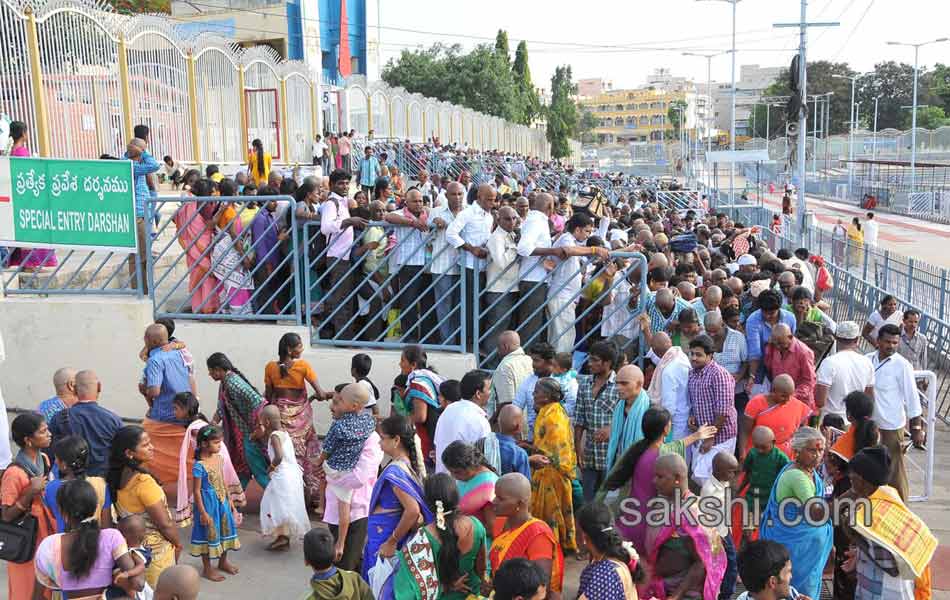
[357,145,380,194]
[141,323,192,423]
[496,404,531,479]
[38,367,77,423]
[125,138,159,292]
[744,289,797,392]
[49,370,123,477]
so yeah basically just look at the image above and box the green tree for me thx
[856,61,921,131]
[908,105,949,129]
[754,61,856,137]
[382,42,522,123]
[929,63,950,115]
[495,30,510,62]
[512,40,541,126]
[107,0,169,13]
[547,65,579,159]
[578,110,599,143]
[667,99,688,137]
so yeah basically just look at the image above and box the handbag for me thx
[0,462,51,563]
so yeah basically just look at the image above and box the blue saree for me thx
[362,461,433,599]
[758,463,833,599]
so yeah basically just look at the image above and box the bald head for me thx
[725,277,744,296]
[677,281,696,301]
[655,288,675,313]
[752,425,776,448]
[771,373,795,396]
[145,323,169,349]
[703,285,722,308]
[770,323,793,350]
[496,472,532,502]
[75,370,100,400]
[341,382,369,409]
[712,451,739,483]
[261,404,281,427]
[53,368,77,396]
[616,364,644,400]
[648,252,669,270]
[530,192,554,214]
[497,404,523,436]
[655,453,689,494]
[497,330,521,357]
[650,332,673,359]
[155,565,200,600]
[778,271,796,290]
[704,312,724,336]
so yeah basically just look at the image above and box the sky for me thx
[372,0,950,90]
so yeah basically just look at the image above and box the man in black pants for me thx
[383,189,430,343]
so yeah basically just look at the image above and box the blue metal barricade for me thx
[1,245,143,297]
[304,220,467,352]
[147,194,301,322]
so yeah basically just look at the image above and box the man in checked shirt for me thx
[573,341,621,502]
[686,334,738,486]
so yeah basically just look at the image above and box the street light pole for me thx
[887,37,949,194]
[683,49,729,192]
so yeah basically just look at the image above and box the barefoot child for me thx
[313,383,375,562]
[190,425,241,581]
[302,527,373,600]
[259,405,311,551]
[740,426,789,541]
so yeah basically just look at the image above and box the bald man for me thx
[155,565,200,600]
[643,286,692,335]
[446,183,496,349]
[646,332,692,441]
[606,365,650,472]
[384,188,431,343]
[50,369,123,476]
[483,207,522,358]
[491,473,564,596]
[763,322,816,410]
[496,404,531,479]
[38,367,77,423]
[140,323,191,483]
[691,285,722,322]
[489,330,533,416]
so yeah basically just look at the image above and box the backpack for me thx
[669,232,698,254]
[795,320,835,366]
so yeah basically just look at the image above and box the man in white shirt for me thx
[868,323,923,500]
[383,189,430,343]
[312,134,328,172]
[429,184,464,345]
[488,331,533,417]
[416,169,435,206]
[646,332,692,441]
[321,170,368,339]
[434,370,493,474]
[863,211,879,247]
[446,184,496,349]
[815,321,875,421]
[484,207,521,356]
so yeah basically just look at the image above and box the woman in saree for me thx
[393,472,489,599]
[364,415,433,599]
[207,352,270,489]
[442,441,498,536]
[601,408,716,557]
[527,377,577,553]
[576,501,643,600]
[738,374,810,459]
[174,178,220,314]
[1,413,55,600]
[107,426,182,587]
[758,426,834,599]
[847,217,864,266]
[264,332,332,510]
[293,180,323,317]
[400,345,443,471]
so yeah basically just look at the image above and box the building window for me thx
[613,117,623,126]
[615,104,624,111]
[639,116,649,126]
[639,103,649,110]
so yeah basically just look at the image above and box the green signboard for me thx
[0,157,137,252]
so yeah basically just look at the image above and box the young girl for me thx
[258,404,310,552]
[174,392,244,528]
[189,425,241,581]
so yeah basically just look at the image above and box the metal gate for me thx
[245,88,280,159]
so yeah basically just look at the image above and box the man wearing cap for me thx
[737,253,758,273]
[867,324,923,500]
[815,321,875,422]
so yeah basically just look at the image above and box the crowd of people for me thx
[0,130,941,600]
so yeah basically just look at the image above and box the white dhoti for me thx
[547,293,577,354]
[691,437,736,486]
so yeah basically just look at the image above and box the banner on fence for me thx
[0,157,137,252]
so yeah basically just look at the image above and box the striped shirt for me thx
[575,372,621,471]
[644,293,693,334]
[388,213,429,268]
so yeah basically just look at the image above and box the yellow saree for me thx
[531,402,577,552]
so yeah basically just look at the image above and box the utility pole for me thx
[774,1,838,239]
[684,50,728,192]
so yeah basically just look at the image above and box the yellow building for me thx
[579,88,694,144]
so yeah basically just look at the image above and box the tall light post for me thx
[872,95,881,161]
[696,0,739,203]
[683,50,730,191]
[886,37,949,194]
[832,73,865,197]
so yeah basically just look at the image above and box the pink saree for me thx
[174,200,220,314]
[175,419,245,526]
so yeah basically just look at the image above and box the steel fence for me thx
[1,245,142,296]
[147,194,301,322]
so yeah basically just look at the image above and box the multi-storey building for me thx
[711,64,783,138]
[578,85,702,144]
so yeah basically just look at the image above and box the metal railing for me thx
[147,195,301,322]
[1,244,143,296]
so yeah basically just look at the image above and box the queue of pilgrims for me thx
[0,156,940,600]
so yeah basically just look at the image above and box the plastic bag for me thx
[368,555,396,598]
